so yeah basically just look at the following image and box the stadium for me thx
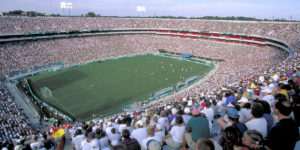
[0,2,300,150]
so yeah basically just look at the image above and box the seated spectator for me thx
[163,116,185,150]
[238,97,252,123]
[130,120,147,146]
[241,130,264,150]
[195,138,215,150]
[30,135,45,150]
[154,124,165,145]
[80,132,100,150]
[245,103,267,137]
[141,125,161,150]
[220,126,243,150]
[108,128,121,146]
[120,129,141,150]
[257,101,274,134]
[201,101,214,123]
[182,108,210,150]
[72,129,86,150]
[42,133,54,150]
[227,108,247,135]
[261,88,275,107]
[265,100,299,150]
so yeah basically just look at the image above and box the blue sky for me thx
[0,0,299,20]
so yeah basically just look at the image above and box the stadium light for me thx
[60,2,72,16]
[136,6,146,17]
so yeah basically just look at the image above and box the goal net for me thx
[40,87,52,98]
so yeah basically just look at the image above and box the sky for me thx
[0,0,300,20]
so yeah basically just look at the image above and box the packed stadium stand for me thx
[0,16,299,150]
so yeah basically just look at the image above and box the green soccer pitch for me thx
[27,54,214,120]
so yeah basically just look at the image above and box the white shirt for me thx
[90,139,100,150]
[201,108,214,122]
[80,139,91,150]
[169,126,185,143]
[72,134,86,150]
[30,141,45,150]
[262,95,275,107]
[182,115,192,125]
[246,118,267,137]
[259,76,265,83]
[130,127,147,146]
[239,108,252,123]
[99,136,110,149]
[158,117,169,128]
[155,131,165,145]
[141,136,161,150]
[108,132,121,146]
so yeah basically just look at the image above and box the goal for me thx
[40,87,52,98]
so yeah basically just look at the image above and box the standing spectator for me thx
[245,103,267,137]
[120,129,141,150]
[265,100,299,150]
[182,108,210,150]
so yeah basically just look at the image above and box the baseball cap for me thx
[227,108,239,118]
[191,108,200,116]
[238,97,249,103]
[137,120,144,126]
[88,132,96,139]
[184,107,190,114]
[188,100,193,106]
[262,88,272,93]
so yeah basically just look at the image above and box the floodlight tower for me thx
[67,2,72,16]
[136,6,146,17]
[60,2,67,16]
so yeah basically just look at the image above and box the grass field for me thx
[28,54,214,120]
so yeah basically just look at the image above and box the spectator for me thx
[120,129,141,150]
[108,128,121,146]
[257,101,274,134]
[245,103,267,137]
[130,120,147,146]
[265,100,299,150]
[141,125,161,150]
[241,130,264,150]
[220,126,242,150]
[195,138,215,150]
[163,116,185,150]
[182,108,210,150]
[72,129,86,150]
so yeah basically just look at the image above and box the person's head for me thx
[242,103,251,109]
[274,93,287,102]
[111,128,116,134]
[227,108,240,123]
[196,138,215,150]
[242,130,264,150]
[146,125,155,137]
[136,120,144,128]
[251,103,264,118]
[42,133,48,140]
[75,129,83,137]
[87,132,95,142]
[192,108,200,117]
[175,115,184,125]
[122,129,130,139]
[274,100,293,117]
[111,144,126,150]
[221,126,242,150]
[257,100,271,114]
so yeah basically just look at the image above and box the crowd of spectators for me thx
[0,76,33,146]
[0,17,299,149]
[0,16,299,50]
